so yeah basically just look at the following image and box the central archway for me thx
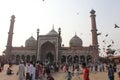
[40,41,55,63]
[46,52,54,64]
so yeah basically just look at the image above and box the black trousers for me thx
[26,73,32,80]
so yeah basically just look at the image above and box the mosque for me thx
[5,9,99,64]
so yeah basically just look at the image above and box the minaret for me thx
[6,15,15,60]
[58,27,61,48]
[90,9,98,47]
[90,9,99,62]
[36,28,40,61]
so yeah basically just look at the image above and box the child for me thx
[66,71,72,80]
[46,68,54,80]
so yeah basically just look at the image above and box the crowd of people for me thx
[16,60,55,80]
[61,62,120,80]
[1,60,120,80]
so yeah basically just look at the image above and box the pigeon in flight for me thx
[76,12,79,15]
[103,40,105,42]
[102,40,106,44]
[97,33,101,36]
[105,34,108,37]
[98,48,101,50]
[107,45,111,48]
[111,39,114,44]
[114,24,120,28]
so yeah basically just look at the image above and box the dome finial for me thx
[47,25,58,35]
[52,24,54,30]
[31,33,33,37]
[75,32,77,37]
[75,32,77,35]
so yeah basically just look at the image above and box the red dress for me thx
[83,67,90,80]
[38,64,43,78]
[47,74,54,80]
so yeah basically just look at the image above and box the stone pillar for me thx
[90,9,99,61]
[90,9,98,46]
[58,27,61,49]
[36,28,39,61]
[6,15,15,61]
[56,39,59,62]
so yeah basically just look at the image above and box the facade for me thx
[5,9,99,64]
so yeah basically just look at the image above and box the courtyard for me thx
[0,64,119,80]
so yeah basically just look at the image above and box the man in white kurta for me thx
[31,64,36,80]
[17,61,25,80]
[26,62,32,80]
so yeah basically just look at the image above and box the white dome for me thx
[47,28,58,36]
[69,35,83,47]
[25,36,37,47]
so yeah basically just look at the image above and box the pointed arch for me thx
[67,55,72,63]
[61,55,66,63]
[26,55,30,62]
[41,41,55,62]
[31,55,36,62]
[80,55,85,63]
[21,55,25,61]
[86,55,92,63]
[16,55,20,64]
[74,55,79,63]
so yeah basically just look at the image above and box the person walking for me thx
[38,63,43,80]
[117,63,120,80]
[74,68,79,80]
[31,64,36,80]
[81,62,90,80]
[26,62,32,80]
[35,61,39,80]
[108,64,114,80]
[17,60,25,80]
[45,68,54,80]
[66,71,72,80]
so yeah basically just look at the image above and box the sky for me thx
[0,0,120,57]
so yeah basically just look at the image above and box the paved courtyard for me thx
[0,64,119,80]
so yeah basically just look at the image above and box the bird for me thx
[114,24,120,28]
[97,33,101,36]
[76,12,79,15]
[98,48,101,50]
[111,39,114,44]
[105,34,108,37]
[103,40,105,42]
[107,45,111,47]
[103,48,105,52]
[102,39,106,43]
